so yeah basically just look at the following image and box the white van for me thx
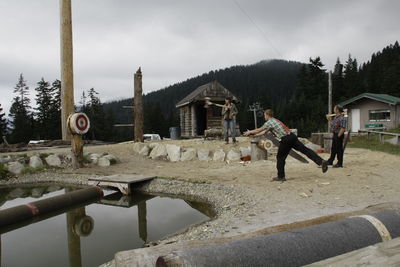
[143,134,161,141]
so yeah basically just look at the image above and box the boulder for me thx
[197,149,211,161]
[7,162,24,174]
[31,187,46,198]
[149,144,168,160]
[133,143,147,154]
[226,149,241,161]
[213,149,226,162]
[45,155,62,167]
[149,143,159,149]
[0,156,11,164]
[98,157,111,167]
[103,154,118,164]
[181,148,197,161]
[8,188,26,199]
[239,147,251,157]
[166,144,181,162]
[47,185,62,192]
[90,153,101,164]
[138,145,150,157]
[305,143,321,152]
[29,156,43,168]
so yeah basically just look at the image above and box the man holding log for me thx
[244,109,328,182]
[326,105,347,168]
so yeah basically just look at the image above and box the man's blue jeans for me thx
[223,119,236,140]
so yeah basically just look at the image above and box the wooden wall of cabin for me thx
[207,105,223,129]
[179,106,192,137]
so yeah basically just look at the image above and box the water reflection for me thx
[0,185,211,267]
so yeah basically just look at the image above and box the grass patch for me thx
[387,127,400,134]
[0,163,11,180]
[83,154,92,164]
[348,135,400,156]
[21,165,61,175]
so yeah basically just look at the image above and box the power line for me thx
[231,0,283,58]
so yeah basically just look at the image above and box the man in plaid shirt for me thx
[244,109,328,182]
[326,105,347,168]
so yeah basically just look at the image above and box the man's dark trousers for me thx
[328,132,344,166]
[277,133,323,178]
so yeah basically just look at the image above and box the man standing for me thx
[244,109,328,182]
[326,105,347,168]
[212,97,238,144]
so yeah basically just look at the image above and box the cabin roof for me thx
[176,81,239,108]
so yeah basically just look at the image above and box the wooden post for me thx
[60,0,75,141]
[134,68,144,142]
[71,134,84,169]
[328,71,332,132]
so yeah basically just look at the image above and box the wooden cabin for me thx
[176,81,239,137]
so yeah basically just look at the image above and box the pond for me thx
[0,184,211,267]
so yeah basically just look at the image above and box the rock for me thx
[103,154,118,164]
[149,144,168,160]
[181,148,197,161]
[166,144,181,162]
[148,143,159,149]
[305,143,321,151]
[90,153,101,164]
[31,187,46,198]
[45,155,62,167]
[7,162,24,174]
[0,156,11,164]
[197,149,211,161]
[213,149,226,162]
[47,185,62,192]
[98,157,111,167]
[226,149,241,161]
[29,156,43,168]
[133,143,144,154]
[8,188,26,199]
[239,147,251,157]
[138,145,150,157]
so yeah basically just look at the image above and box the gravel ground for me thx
[2,140,400,266]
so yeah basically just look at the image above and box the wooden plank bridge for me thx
[89,174,156,195]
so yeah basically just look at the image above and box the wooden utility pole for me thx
[328,71,332,132]
[134,68,144,142]
[60,0,75,141]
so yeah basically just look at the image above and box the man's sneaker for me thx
[327,161,333,166]
[272,177,286,182]
[333,164,343,168]
[321,160,328,173]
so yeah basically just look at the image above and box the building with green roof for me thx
[338,93,400,132]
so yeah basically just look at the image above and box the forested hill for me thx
[4,42,399,143]
[103,59,304,138]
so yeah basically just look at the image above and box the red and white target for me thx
[68,113,90,135]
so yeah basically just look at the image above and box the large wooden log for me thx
[134,68,144,142]
[60,0,75,141]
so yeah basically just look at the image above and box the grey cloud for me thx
[1,0,399,117]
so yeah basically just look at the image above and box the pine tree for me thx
[85,88,106,140]
[9,97,33,143]
[343,54,360,96]
[9,74,33,143]
[34,78,52,139]
[48,79,62,139]
[0,103,8,142]
[13,74,31,108]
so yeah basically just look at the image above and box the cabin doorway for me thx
[195,104,207,135]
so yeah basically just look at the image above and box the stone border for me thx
[133,142,252,162]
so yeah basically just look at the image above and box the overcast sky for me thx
[1,0,399,116]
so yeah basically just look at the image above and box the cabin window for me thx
[369,110,390,121]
